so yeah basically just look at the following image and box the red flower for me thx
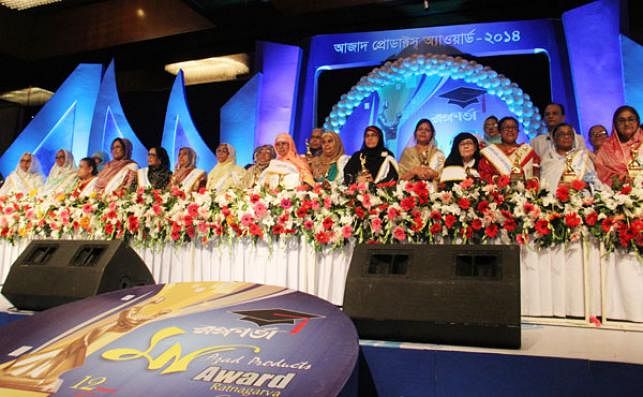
[249,223,263,238]
[430,222,442,235]
[152,204,162,216]
[387,207,400,220]
[127,215,139,233]
[535,219,550,235]
[355,206,366,219]
[400,196,416,212]
[485,224,499,238]
[444,214,457,229]
[564,213,582,228]
[430,210,442,221]
[503,218,517,232]
[621,185,632,195]
[303,220,314,230]
[461,226,473,239]
[600,217,614,233]
[516,234,527,245]
[476,200,490,214]
[526,178,540,192]
[457,197,471,210]
[523,202,535,215]
[361,194,372,208]
[185,224,195,239]
[570,179,586,191]
[556,185,570,202]
[249,194,261,203]
[393,226,406,241]
[241,214,254,226]
[104,222,114,236]
[187,203,199,218]
[471,218,483,231]
[584,211,598,226]
[272,224,285,234]
[322,217,334,230]
[460,178,474,189]
[496,175,510,189]
[315,231,331,244]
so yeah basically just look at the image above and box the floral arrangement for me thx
[0,177,641,254]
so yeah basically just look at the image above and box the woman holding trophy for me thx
[343,125,399,185]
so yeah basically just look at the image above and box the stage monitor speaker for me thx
[1,239,154,311]
[343,244,521,349]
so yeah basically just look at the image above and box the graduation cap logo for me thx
[232,309,322,334]
[439,87,487,108]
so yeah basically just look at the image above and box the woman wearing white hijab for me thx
[42,149,77,196]
[206,143,246,192]
[0,152,45,196]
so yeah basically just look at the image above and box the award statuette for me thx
[305,139,312,157]
[510,156,523,183]
[359,153,371,177]
[560,152,578,184]
[627,144,643,180]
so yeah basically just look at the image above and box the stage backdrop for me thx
[0,282,358,397]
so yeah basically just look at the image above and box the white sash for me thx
[258,160,300,189]
[481,144,532,176]
[104,163,137,195]
[137,168,151,189]
[78,177,98,198]
[439,166,467,183]
[374,154,399,184]
[181,168,205,191]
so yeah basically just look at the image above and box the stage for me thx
[1,292,642,396]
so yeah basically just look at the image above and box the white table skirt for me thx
[0,239,641,322]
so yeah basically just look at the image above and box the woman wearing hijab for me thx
[93,138,138,195]
[241,145,276,188]
[343,125,399,185]
[258,133,315,189]
[137,147,172,190]
[440,132,481,186]
[310,131,350,183]
[594,106,642,187]
[399,118,445,190]
[0,152,45,196]
[42,149,77,196]
[206,143,246,192]
[169,147,206,192]
[91,151,109,172]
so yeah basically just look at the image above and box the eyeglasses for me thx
[616,117,638,124]
[215,148,229,153]
[55,155,65,159]
[275,142,289,147]
[590,130,607,137]
[501,126,518,131]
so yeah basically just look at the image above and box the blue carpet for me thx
[359,345,643,397]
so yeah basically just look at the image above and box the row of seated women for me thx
[0,105,639,198]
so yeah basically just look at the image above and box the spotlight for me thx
[423,0,429,10]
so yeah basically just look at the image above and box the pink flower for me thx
[393,226,406,241]
[303,220,314,230]
[371,218,383,233]
[280,198,292,209]
[187,203,199,218]
[253,202,267,218]
[324,197,332,209]
[152,204,162,216]
[342,225,353,239]
[241,213,254,226]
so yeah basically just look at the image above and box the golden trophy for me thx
[560,152,578,184]
[509,156,523,183]
[627,145,643,180]
[359,153,371,178]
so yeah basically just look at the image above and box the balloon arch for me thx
[323,53,545,139]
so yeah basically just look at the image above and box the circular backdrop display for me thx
[0,282,359,397]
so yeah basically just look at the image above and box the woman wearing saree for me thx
[399,118,445,190]
[310,131,350,184]
[93,138,138,195]
[42,149,77,196]
[137,146,172,190]
[241,145,276,189]
[0,152,45,196]
[258,133,314,189]
[169,147,206,192]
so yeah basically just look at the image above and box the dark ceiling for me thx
[0,0,639,93]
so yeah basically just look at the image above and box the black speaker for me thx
[343,244,521,349]
[1,239,154,311]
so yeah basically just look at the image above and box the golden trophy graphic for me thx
[627,144,643,180]
[509,156,523,183]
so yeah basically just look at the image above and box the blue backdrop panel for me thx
[88,60,147,167]
[562,0,625,136]
[220,73,262,167]
[255,41,302,150]
[0,64,102,177]
[161,71,216,171]
[621,35,643,113]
